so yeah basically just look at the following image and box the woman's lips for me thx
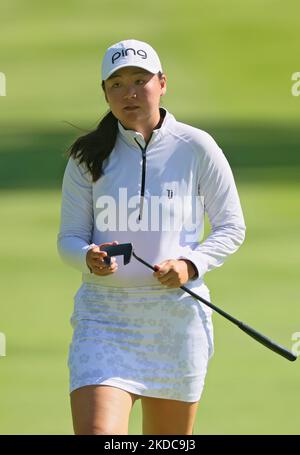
[123,106,139,111]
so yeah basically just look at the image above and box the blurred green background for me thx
[0,0,299,435]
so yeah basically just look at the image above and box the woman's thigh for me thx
[141,396,200,435]
[70,384,140,435]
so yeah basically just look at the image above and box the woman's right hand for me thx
[86,241,119,276]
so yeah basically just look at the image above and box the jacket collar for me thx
[117,107,174,149]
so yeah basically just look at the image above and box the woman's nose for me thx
[124,85,137,99]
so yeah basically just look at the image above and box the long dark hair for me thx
[67,110,118,182]
[67,71,164,182]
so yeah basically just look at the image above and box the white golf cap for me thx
[101,39,163,81]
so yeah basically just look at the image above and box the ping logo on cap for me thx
[112,48,148,64]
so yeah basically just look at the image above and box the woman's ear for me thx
[160,74,167,97]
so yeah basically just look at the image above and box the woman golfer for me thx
[57,39,246,435]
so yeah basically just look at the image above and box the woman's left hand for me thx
[153,259,197,288]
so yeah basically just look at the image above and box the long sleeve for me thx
[178,133,246,279]
[57,156,97,273]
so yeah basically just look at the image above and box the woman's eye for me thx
[112,83,120,88]
[136,79,145,85]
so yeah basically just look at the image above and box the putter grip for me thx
[238,322,297,362]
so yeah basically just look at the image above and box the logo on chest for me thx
[162,182,179,200]
[166,189,174,199]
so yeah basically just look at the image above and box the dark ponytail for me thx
[67,110,118,182]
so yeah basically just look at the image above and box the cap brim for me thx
[103,63,160,81]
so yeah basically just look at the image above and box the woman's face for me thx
[103,66,167,129]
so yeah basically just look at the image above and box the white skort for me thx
[68,282,214,402]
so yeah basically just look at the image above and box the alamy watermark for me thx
[0,332,6,356]
[291,72,300,96]
[0,72,6,96]
[95,189,205,242]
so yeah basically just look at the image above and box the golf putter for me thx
[100,242,297,362]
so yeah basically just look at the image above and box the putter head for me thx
[101,243,133,266]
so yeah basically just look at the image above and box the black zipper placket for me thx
[134,135,153,221]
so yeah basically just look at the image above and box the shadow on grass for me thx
[0,121,299,189]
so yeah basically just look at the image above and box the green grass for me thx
[0,175,299,434]
[0,0,299,127]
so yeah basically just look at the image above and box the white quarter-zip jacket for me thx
[57,108,246,291]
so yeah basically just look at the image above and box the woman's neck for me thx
[120,109,163,143]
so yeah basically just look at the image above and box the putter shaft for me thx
[132,251,297,362]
